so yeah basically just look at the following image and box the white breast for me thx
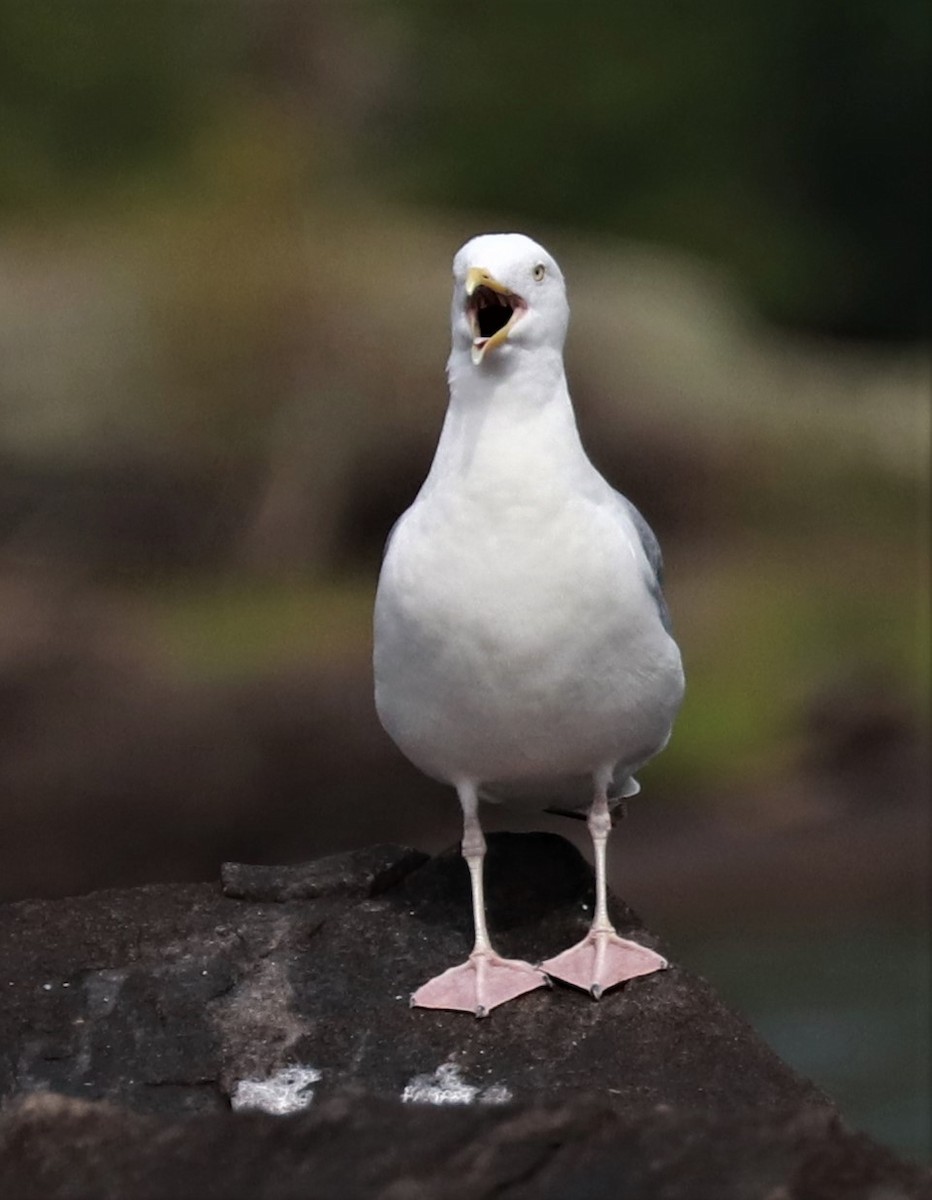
[374,476,683,796]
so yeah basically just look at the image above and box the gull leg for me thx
[541,770,667,998]
[411,782,547,1017]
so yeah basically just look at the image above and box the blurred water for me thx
[674,922,931,1163]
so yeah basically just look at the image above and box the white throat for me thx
[424,343,591,500]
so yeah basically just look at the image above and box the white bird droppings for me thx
[479,1082,513,1105]
[231,1066,322,1115]
[401,1061,512,1107]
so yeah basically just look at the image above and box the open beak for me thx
[465,267,526,365]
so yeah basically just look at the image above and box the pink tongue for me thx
[471,337,489,364]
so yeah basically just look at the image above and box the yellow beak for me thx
[465,267,519,364]
[465,266,511,297]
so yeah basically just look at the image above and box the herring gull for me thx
[374,233,685,1016]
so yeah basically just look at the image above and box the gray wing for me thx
[619,494,673,634]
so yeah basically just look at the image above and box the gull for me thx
[374,233,685,1016]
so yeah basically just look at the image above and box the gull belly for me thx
[374,480,682,805]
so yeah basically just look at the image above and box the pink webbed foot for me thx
[541,928,667,999]
[411,950,548,1017]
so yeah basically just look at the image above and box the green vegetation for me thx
[1,1,924,803]
[1,1,927,337]
[659,541,925,793]
[380,2,930,338]
[140,575,375,680]
[0,2,233,206]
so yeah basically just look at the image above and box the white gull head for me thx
[450,233,569,370]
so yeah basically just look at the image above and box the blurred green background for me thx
[0,0,928,1160]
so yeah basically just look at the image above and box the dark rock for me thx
[220,843,429,902]
[0,834,925,1197]
[1,1091,926,1200]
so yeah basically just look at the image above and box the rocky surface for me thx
[1,833,927,1198]
[3,1091,926,1200]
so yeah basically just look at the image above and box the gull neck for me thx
[426,346,590,493]
[446,342,566,409]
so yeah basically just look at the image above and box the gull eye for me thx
[532,263,546,281]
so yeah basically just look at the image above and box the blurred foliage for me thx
[143,574,375,679]
[0,0,928,339]
[375,1,930,339]
[0,0,926,794]
[660,541,924,795]
[0,1,235,204]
